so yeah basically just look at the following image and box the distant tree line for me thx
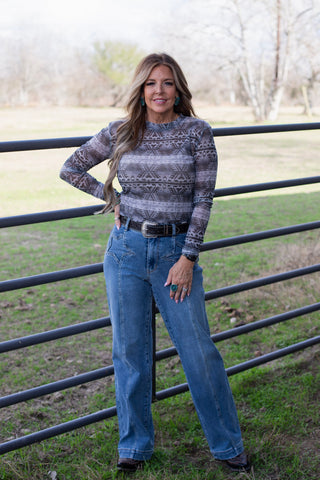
[0,37,145,108]
[1,0,319,120]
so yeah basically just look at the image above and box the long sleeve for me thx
[60,122,119,200]
[182,124,217,256]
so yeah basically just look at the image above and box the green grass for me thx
[0,357,319,480]
[1,193,319,480]
[0,106,320,479]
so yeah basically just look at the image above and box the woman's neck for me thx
[146,112,179,124]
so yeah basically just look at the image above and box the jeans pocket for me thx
[105,226,134,264]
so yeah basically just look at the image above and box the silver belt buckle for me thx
[141,221,158,238]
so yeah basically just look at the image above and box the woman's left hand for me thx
[165,255,194,303]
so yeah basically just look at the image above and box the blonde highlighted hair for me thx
[103,53,196,212]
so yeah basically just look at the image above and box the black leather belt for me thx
[120,216,189,238]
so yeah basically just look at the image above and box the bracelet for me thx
[114,190,121,205]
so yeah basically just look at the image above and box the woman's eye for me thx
[145,81,174,87]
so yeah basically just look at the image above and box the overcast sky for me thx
[1,0,188,50]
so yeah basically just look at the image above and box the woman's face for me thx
[143,64,178,123]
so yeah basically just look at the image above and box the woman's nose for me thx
[155,82,163,93]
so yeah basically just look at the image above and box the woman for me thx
[60,53,250,473]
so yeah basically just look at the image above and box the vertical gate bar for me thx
[152,297,157,402]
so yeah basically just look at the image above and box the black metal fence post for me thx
[152,297,157,402]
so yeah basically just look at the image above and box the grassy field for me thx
[0,106,320,479]
[1,105,320,216]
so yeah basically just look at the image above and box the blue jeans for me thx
[103,222,244,461]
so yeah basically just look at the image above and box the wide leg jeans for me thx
[104,223,244,461]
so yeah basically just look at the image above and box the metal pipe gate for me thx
[1,122,320,455]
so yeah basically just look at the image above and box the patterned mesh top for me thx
[60,114,218,256]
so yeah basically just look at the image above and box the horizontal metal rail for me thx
[0,406,117,455]
[213,122,320,136]
[0,205,103,228]
[0,366,114,408]
[0,137,93,153]
[1,122,320,153]
[0,316,111,353]
[155,335,320,401]
[205,263,320,300]
[201,220,320,251]
[0,263,103,292]
[1,333,319,455]
[156,301,320,360]
[1,177,320,229]
[1,300,319,356]
[215,176,320,198]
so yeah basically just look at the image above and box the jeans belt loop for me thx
[124,217,131,231]
[172,223,176,236]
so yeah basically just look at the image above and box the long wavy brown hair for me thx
[103,53,196,213]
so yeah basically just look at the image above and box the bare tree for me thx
[155,0,319,120]
[1,37,47,105]
[216,0,318,120]
[289,1,320,115]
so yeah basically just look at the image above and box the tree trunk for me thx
[267,86,284,121]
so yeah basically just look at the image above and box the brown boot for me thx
[117,458,145,472]
[224,452,251,472]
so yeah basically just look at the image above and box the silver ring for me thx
[115,216,120,221]
[182,287,188,292]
